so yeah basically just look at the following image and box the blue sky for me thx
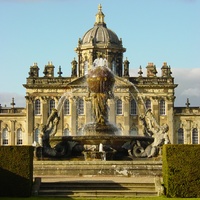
[0,0,200,107]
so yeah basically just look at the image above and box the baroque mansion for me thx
[0,5,199,146]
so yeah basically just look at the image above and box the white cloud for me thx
[0,93,25,107]
[181,87,200,97]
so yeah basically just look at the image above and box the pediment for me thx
[67,75,87,87]
[114,76,134,87]
[67,75,133,88]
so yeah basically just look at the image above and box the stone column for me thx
[186,120,191,144]
[85,100,92,124]
[137,96,145,136]
[10,120,16,145]
[41,97,48,125]
[167,96,175,144]
[152,97,159,124]
[123,96,130,135]
[25,96,34,144]
[108,99,115,125]
[70,97,77,136]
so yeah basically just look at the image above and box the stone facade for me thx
[0,5,199,146]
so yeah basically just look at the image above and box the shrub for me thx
[162,144,200,198]
[0,146,34,197]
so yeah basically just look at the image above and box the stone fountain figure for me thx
[83,62,118,136]
[133,109,170,158]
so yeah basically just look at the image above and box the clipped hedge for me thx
[0,146,34,197]
[162,144,200,198]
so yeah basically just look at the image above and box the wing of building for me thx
[0,5,199,146]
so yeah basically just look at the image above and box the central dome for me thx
[82,25,120,45]
[81,4,120,46]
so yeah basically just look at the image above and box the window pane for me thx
[116,99,122,115]
[2,128,9,145]
[178,128,184,144]
[78,99,84,115]
[35,99,41,115]
[34,128,40,143]
[17,128,23,145]
[64,99,70,115]
[131,99,137,115]
[160,99,165,115]
[192,128,198,144]
[84,61,88,75]
[63,128,69,136]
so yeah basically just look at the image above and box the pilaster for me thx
[123,96,130,135]
[25,96,34,144]
[41,97,48,125]
[85,100,92,124]
[108,99,115,124]
[186,120,191,144]
[70,97,77,136]
[167,96,175,144]
[10,120,16,145]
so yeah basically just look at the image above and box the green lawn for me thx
[1,198,200,200]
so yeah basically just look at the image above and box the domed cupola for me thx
[75,4,126,78]
[82,4,121,46]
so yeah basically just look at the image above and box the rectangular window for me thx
[3,139,8,145]
[160,100,166,115]
[64,99,70,115]
[116,99,122,115]
[17,139,23,145]
[130,99,137,115]
[192,128,198,144]
[78,99,84,115]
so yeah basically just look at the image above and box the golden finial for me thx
[98,4,102,11]
[95,4,105,25]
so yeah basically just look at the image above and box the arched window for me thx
[63,99,70,115]
[130,99,137,115]
[63,128,70,136]
[116,99,122,115]
[192,128,198,144]
[145,99,151,110]
[2,128,9,145]
[130,128,137,136]
[178,128,184,144]
[78,99,84,115]
[160,99,166,115]
[49,99,55,114]
[84,61,88,75]
[17,128,23,145]
[35,99,41,115]
[112,60,116,74]
[34,128,40,144]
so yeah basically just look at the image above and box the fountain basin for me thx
[50,135,153,151]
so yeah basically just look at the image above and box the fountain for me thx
[36,62,170,160]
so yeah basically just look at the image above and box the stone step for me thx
[33,160,162,177]
[38,190,158,198]
[33,160,162,197]
[40,182,155,189]
[38,182,157,197]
